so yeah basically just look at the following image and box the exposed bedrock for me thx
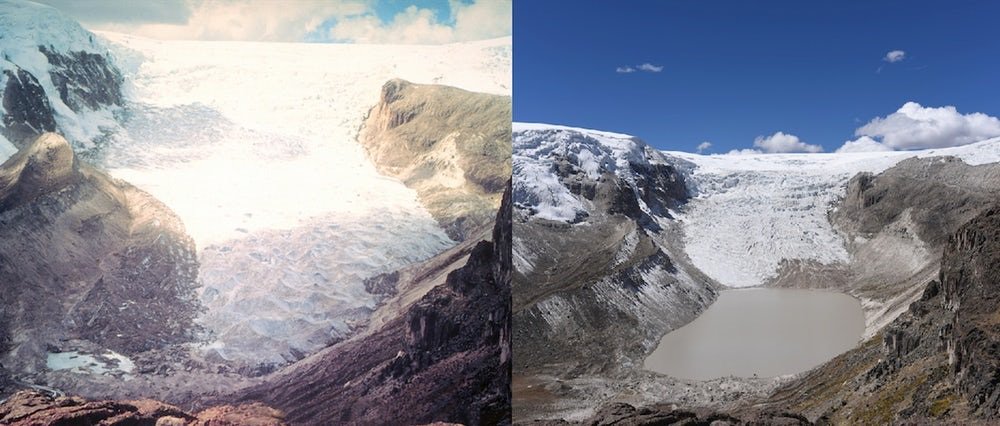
[1,67,58,147]
[0,133,200,374]
[1,46,123,149]
[359,79,511,241]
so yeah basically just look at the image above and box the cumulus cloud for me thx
[696,141,712,153]
[636,63,663,72]
[752,131,824,153]
[835,136,893,153]
[328,0,512,44]
[884,50,906,63]
[727,148,763,155]
[46,0,510,44]
[836,102,1000,151]
[616,66,635,73]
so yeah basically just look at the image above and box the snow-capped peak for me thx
[513,122,664,222]
[0,0,122,151]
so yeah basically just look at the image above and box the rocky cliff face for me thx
[1,67,58,146]
[359,79,511,241]
[941,207,1000,419]
[0,133,200,376]
[229,183,512,425]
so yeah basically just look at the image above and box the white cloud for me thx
[636,63,663,72]
[835,136,893,153]
[839,102,1000,151]
[884,50,906,63]
[85,0,367,42]
[696,141,712,153]
[328,0,511,44]
[67,0,510,44]
[727,148,763,155]
[616,62,663,74]
[752,131,824,153]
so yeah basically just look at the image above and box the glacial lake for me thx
[644,288,864,380]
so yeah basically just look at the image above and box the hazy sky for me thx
[36,0,511,44]
[514,0,1000,154]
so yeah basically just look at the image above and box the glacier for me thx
[85,33,511,365]
[514,122,1000,288]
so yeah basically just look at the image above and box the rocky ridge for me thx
[359,79,511,241]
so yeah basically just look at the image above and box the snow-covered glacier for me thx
[514,122,1000,289]
[87,33,511,365]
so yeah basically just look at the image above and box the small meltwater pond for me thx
[644,288,864,381]
[47,351,136,377]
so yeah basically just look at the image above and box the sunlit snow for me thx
[667,140,1000,287]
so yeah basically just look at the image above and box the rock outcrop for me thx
[0,390,287,425]
[229,182,512,425]
[1,67,58,146]
[0,133,200,376]
[359,79,511,241]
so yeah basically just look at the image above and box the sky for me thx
[36,0,511,45]
[513,0,1000,154]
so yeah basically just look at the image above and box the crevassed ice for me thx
[667,139,1000,288]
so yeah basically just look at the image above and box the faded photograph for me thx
[0,0,511,425]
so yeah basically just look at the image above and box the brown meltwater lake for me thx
[644,288,864,380]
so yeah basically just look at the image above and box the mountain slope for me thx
[0,132,199,379]
[230,183,512,425]
[513,124,718,377]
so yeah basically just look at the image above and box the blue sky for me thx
[513,0,1000,153]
